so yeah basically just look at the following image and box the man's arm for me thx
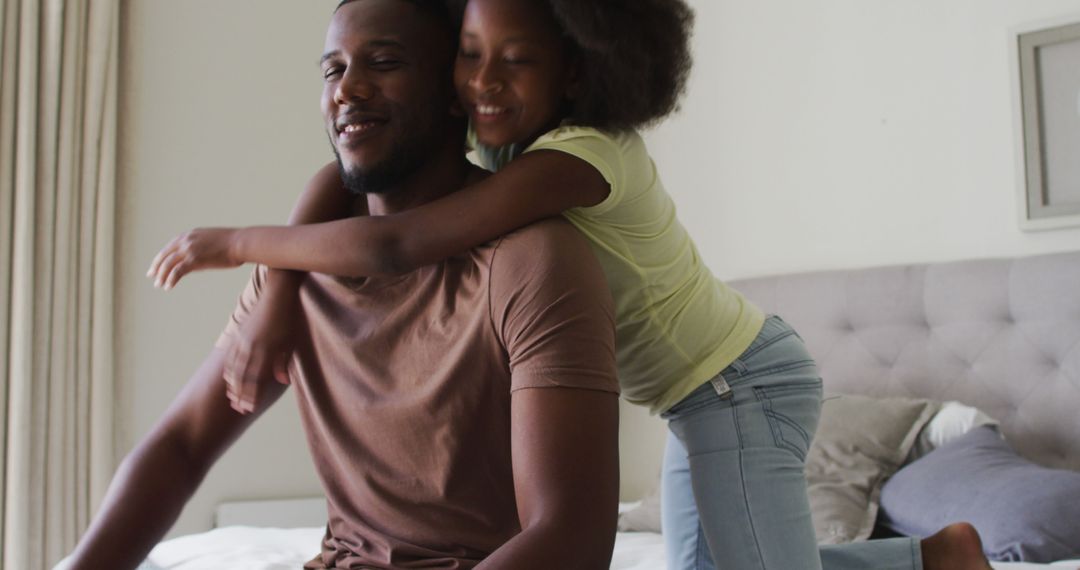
[481,219,622,569]
[476,388,620,570]
[65,348,287,569]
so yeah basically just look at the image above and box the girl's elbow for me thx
[348,233,416,277]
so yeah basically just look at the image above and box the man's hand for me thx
[147,227,242,290]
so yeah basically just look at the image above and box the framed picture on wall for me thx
[1015,20,1080,231]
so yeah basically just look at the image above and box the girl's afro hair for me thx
[545,0,695,131]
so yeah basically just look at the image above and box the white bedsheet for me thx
[139,526,1080,570]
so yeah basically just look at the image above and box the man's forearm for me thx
[476,518,615,570]
[483,389,620,570]
[65,349,277,569]
[66,435,210,569]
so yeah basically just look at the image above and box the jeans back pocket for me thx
[752,380,823,462]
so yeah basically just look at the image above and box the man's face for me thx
[321,0,456,194]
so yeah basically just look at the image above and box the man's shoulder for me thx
[486,217,617,394]
[485,217,599,280]
[486,217,608,301]
[491,217,589,260]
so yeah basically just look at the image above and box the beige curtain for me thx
[1,0,119,569]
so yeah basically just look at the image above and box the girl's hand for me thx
[224,294,297,414]
[147,228,242,289]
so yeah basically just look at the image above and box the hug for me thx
[53,0,1080,568]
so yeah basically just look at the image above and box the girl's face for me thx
[454,0,576,148]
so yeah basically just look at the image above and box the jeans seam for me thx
[670,362,818,419]
[737,448,767,570]
[695,523,708,569]
[737,328,798,361]
[767,413,808,460]
[663,395,716,418]
[757,381,821,461]
[730,359,817,385]
[732,396,767,569]
[910,537,923,570]
[750,377,822,395]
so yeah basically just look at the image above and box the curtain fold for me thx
[0,0,14,562]
[0,1,119,569]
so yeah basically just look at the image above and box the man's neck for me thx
[363,140,478,216]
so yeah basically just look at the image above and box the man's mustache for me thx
[333,107,390,134]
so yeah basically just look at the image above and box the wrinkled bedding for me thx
[139,526,1078,570]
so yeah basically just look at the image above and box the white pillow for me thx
[907,401,999,463]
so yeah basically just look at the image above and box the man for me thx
[64,1,620,568]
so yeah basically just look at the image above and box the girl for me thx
[148,0,990,568]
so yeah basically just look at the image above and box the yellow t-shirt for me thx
[476,126,764,414]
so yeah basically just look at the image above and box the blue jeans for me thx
[661,316,922,570]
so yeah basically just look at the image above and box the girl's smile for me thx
[454,0,577,149]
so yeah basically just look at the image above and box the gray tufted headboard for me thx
[731,250,1080,473]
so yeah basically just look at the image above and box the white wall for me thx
[116,0,1080,536]
[117,1,337,537]
[649,0,1080,281]
[623,0,1080,500]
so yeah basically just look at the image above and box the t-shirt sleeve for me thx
[524,126,628,216]
[214,265,267,350]
[489,219,620,395]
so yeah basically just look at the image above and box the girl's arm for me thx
[282,160,355,226]
[149,150,609,287]
[147,161,352,287]
[223,161,349,412]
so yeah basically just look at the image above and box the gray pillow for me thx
[618,394,940,543]
[879,425,1080,563]
[805,394,940,544]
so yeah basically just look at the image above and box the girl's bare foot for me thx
[921,522,993,570]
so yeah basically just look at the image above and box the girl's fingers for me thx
[153,252,180,289]
[147,236,181,278]
[147,246,168,278]
[237,355,264,414]
[273,353,291,385]
[229,344,265,414]
[240,375,259,414]
[224,344,248,393]
[164,260,190,290]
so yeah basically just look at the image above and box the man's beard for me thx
[330,120,441,197]
[333,144,412,196]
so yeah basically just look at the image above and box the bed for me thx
[74,250,1080,569]
[134,502,1080,570]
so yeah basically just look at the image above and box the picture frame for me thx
[1014,19,1080,231]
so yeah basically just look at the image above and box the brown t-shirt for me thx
[218,218,619,569]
